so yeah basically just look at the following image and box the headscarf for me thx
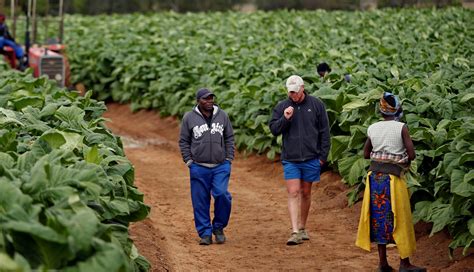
[379,92,400,116]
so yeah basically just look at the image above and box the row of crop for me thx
[61,8,473,254]
[0,70,150,271]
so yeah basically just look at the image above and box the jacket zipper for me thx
[209,113,214,162]
[297,105,303,161]
[196,109,214,163]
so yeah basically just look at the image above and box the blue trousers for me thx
[0,37,24,59]
[189,161,232,238]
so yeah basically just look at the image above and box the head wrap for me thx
[379,92,400,116]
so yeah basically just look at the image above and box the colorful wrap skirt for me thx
[356,171,416,259]
[369,172,395,244]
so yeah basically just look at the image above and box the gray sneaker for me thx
[299,229,310,240]
[286,232,303,245]
[213,229,226,244]
[199,236,212,245]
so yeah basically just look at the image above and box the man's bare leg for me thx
[299,181,313,229]
[286,179,301,233]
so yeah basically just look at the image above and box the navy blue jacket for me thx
[269,92,330,162]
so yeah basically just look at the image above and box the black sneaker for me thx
[213,229,226,244]
[17,56,28,72]
[199,236,212,245]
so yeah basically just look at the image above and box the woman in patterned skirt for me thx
[356,92,426,272]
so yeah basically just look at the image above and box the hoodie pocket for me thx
[211,136,225,162]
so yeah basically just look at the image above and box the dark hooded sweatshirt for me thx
[269,92,330,162]
[179,105,234,167]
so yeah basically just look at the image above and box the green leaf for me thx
[429,70,444,83]
[390,65,399,80]
[0,108,24,126]
[2,221,66,243]
[469,218,474,236]
[413,201,432,223]
[328,49,341,57]
[85,145,102,164]
[60,131,84,151]
[348,126,367,150]
[0,152,15,169]
[62,209,100,253]
[451,169,474,197]
[443,152,461,176]
[405,171,422,188]
[433,179,449,196]
[464,170,474,183]
[12,96,44,111]
[266,148,276,160]
[0,253,26,271]
[0,131,18,152]
[448,231,474,257]
[342,99,367,112]
[40,130,67,149]
[329,135,351,162]
[429,204,454,235]
[459,152,474,165]
[55,106,86,131]
[63,242,128,272]
[338,155,368,186]
[460,93,474,104]
[100,197,130,219]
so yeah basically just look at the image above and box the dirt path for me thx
[104,103,473,271]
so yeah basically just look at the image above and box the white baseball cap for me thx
[286,75,304,93]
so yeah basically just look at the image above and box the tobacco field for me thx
[0,6,473,270]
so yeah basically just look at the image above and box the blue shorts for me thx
[282,159,321,182]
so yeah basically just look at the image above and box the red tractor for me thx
[1,0,70,87]
[28,44,70,87]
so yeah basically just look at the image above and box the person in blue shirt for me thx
[0,13,25,70]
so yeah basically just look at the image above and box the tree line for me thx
[0,0,463,16]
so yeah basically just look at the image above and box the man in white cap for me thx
[269,75,330,245]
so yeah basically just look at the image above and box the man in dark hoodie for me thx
[179,88,234,246]
[269,75,330,246]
